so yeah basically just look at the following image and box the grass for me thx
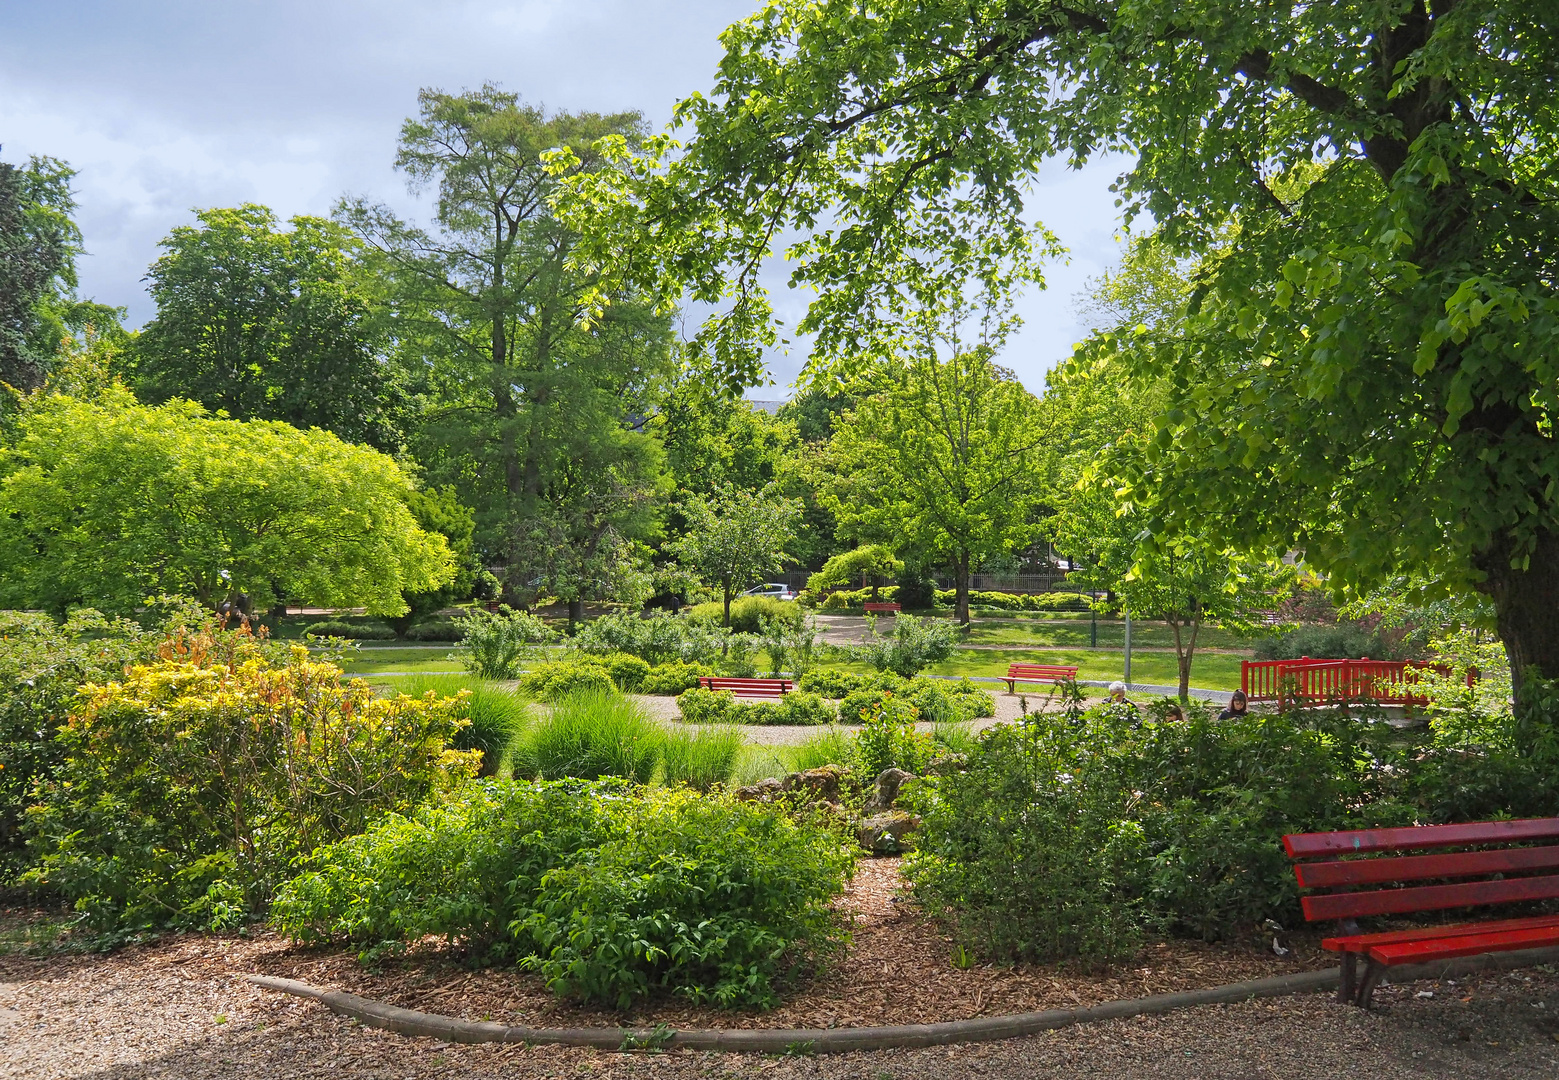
[514,689,662,783]
[660,726,745,791]
[962,617,1260,650]
[386,674,531,776]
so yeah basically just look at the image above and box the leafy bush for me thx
[0,608,161,880]
[853,695,936,777]
[639,660,713,696]
[676,687,834,726]
[272,780,853,1009]
[660,727,744,791]
[719,632,763,677]
[600,652,652,693]
[689,596,803,634]
[24,631,478,932]
[454,606,556,679]
[838,674,992,725]
[928,589,1090,612]
[798,669,870,697]
[858,613,957,677]
[513,690,661,783]
[815,586,899,611]
[304,619,396,640]
[1252,623,1386,661]
[573,610,726,666]
[518,659,616,702]
[391,674,531,777]
[403,617,465,642]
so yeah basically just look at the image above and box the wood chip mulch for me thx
[229,856,1334,1030]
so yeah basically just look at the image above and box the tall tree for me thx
[560,1,1559,696]
[824,349,1049,624]
[341,87,674,608]
[132,205,404,449]
[0,388,453,615]
[674,483,800,625]
[0,154,103,393]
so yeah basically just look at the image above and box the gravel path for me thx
[634,692,1041,745]
[5,940,1559,1078]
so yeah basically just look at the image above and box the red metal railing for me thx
[1240,657,1477,707]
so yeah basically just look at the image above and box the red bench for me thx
[863,602,901,614]
[1285,818,1559,1007]
[697,676,792,699]
[1001,662,1079,693]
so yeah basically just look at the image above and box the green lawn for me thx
[962,617,1259,651]
[337,648,466,675]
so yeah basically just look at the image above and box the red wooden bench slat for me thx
[1284,817,1559,858]
[1300,872,1559,922]
[1001,663,1080,691]
[1368,923,1559,966]
[863,602,900,613]
[1321,914,1559,954]
[697,677,791,698]
[1296,844,1559,889]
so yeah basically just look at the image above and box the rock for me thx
[863,767,914,812]
[735,766,845,806]
[856,811,920,854]
[924,751,969,776]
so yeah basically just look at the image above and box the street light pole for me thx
[1124,605,1132,686]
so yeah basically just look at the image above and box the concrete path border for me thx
[247,944,1559,1054]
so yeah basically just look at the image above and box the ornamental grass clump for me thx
[513,690,661,783]
[272,779,854,1009]
[659,726,744,791]
[392,674,532,777]
[23,627,479,933]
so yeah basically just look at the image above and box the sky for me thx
[0,0,1132,396]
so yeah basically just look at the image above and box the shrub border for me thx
[247,945,1559,1054]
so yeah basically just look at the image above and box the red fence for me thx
[1241,657,1477,707]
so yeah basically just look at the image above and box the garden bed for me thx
[242,857,1332,1031]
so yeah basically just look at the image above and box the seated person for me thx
[1218,690,1250,720]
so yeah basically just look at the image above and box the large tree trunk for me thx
[1474,528,1559,701]
[954,550,971,626]
[567,596,583,632]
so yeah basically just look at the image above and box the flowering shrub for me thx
[24,628,478,932]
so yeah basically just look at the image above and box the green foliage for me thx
[599,652,652,693]
[788,727,856,773]
[1253,624,1388,661]
[454,607,556,680]
[797,669,869,697]
[518,659,616,703]
[24,630,478,932]
[272,780,853,1009]
[0,607,159,880]
[852,695,935,778]
[390,675,532,778]
[834,673,993,725]
[513,690,661,783]
[0,390,455,615]
[0,153,87,393]
[673,484,801,625]
[304,620,396,641]
[688,595,802,635]
[806,545,903,594]
[857,613,957,677]
[638,660,714,696]
[130,205,405,449]
[573,610,726,666]
[403,617,465,642]
[675,687,833,726]
[659,727,744,791]
[932,590,1089,612]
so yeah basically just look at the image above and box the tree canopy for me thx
[0,389,454,615]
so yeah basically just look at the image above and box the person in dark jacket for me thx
[1217,690,1249,720]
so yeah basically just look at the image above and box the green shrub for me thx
[573,611,726,666]
[600,652,652,693]
[454,607,556,679]
[853,695,935,777]
[404,617,465,641]
[857,613,957,677]
[719,632,763,677]
[837,675,991,725]
[0,608,162,881]
[518,659,616,702]
[676,687,833,726]
[798,669,871,698]
[639,660,713,695]
[391,674,531,777]
[1252,623,1386,661]
[660,727,744,791]
[815,586,899,611]
[305,619,396,640]
[689,596,803,634]
[514,690,661,783]
[24,631,478,933]
[272,779,854,1009]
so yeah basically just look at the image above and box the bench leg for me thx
[1004,680,1015,693]
[1338,952,1357,1005]
[1356,959,1386,1009]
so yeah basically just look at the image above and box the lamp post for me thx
[1123,604,1132,686]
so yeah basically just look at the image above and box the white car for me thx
[743,582,798,601]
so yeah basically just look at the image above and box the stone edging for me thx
[246,945,1559,1054]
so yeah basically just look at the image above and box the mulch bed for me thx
[232,856,1335,1031]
